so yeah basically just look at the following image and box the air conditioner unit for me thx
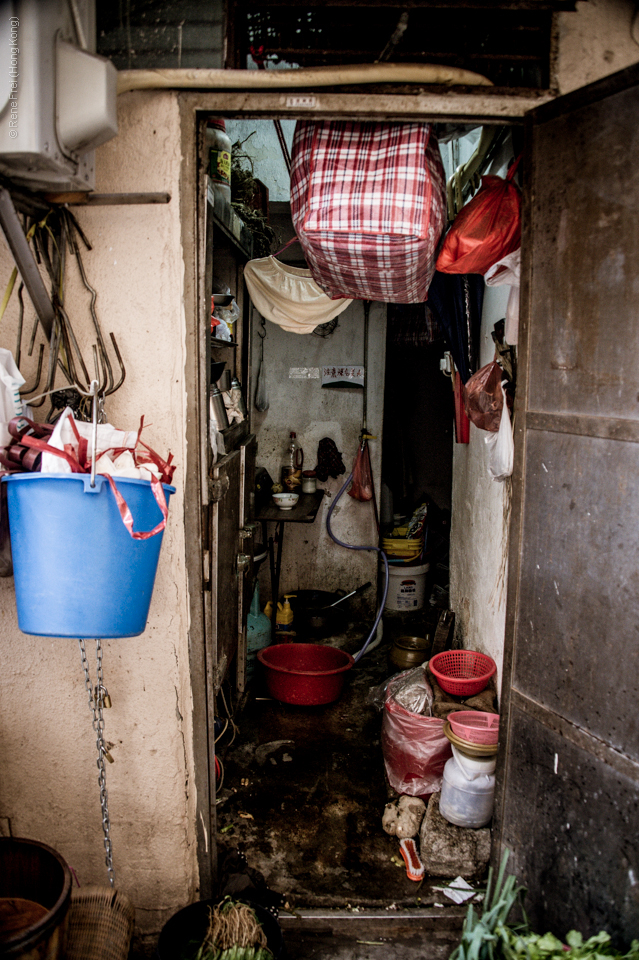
[0,0,117,192]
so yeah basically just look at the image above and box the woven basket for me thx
[65,886,135,960]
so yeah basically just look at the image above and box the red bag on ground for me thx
[436,157,521,275]
[463,360,504,432]
[381,697,452,797]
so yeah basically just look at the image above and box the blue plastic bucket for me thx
[2,473,175,638]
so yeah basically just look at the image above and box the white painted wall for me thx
[449,285,511,694]
[0,91,198,937]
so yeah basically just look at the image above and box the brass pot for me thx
[389,635,431,671]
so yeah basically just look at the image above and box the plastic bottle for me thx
[439,745,496,828]
[281,432,303,488]
[276,595,296,636]
[247,583,271,680]
[206,118,232,206]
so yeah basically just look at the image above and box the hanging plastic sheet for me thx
[485,248,521,345]
[427,272,485,384]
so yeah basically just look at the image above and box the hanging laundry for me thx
[290,121,446,303]
[244,256,352,333]
[427,272,485,384]
[485,248,520,345]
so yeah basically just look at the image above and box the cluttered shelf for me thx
[207,179,253,261]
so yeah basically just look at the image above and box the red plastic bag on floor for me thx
[381,696,452,798]
[463,359,504,432]
[436,157,522,275]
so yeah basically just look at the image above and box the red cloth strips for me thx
[290,121,446,303]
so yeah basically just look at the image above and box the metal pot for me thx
[293,583,371,637]
[389,634,432,670]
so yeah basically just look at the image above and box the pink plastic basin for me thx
[257,643,354,705]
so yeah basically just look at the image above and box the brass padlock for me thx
[103,747,115,764]
[95,685,112,709]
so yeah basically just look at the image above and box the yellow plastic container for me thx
[276,594,296,631]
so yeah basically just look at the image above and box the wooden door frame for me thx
[178,84,548,899]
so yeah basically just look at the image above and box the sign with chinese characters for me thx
[321,364,365,388]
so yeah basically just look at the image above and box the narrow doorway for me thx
[205,113,516,920]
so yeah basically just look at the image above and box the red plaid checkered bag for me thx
[290,121,446,303]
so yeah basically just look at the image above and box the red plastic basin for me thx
[257,643,354,705]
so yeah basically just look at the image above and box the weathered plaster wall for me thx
[556,0,639,94]
[0,91,197,934]
[449,285,511,694]
[251,300,385,611]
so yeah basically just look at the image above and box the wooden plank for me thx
[527,411,639,444]
[43,191,171,205]
[513,428,639,760]
[178,89,551,125]
[511,689,639,782]
[526,82,639,422]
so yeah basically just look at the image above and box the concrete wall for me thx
[251,299,385,611]
[555,0,639,94]
[0,91,198,936]
[449,285,511,694]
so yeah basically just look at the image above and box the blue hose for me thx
[325,469,389,664]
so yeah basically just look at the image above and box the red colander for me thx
[429,650,496,697]
[448,711,499,745]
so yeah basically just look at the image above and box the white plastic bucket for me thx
[384,562,430,612]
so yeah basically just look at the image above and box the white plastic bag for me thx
[40,407,138,475]
[0,347,25,446]
[484,382,513,481]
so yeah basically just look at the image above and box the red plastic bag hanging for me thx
[436,156,522,276]
[348,440,374,502]
[463,359,504,432]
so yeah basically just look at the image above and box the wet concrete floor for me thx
[214,610,468,958]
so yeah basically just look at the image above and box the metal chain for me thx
[78,638,115,887]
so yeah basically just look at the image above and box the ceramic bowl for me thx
[273,492,299,510]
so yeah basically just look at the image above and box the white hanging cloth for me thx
[244,256,352,334]
[484,248,520,346]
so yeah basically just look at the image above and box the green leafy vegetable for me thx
[450,852,639,960]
